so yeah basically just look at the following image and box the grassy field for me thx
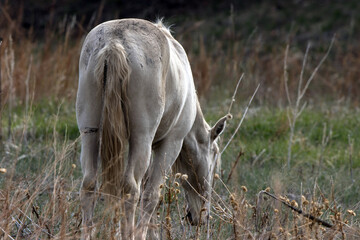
[1,100,359,239]
[1,1,360,239]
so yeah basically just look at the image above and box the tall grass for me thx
[1,2,360,104]
[0,2,359,239]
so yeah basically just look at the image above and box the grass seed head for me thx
[173,181,179,187]
[323,198,329,208]
[181,174,188,180]
[291,200,298,208]
[265,187,271,192]
[214,173,220,179]
[0,168,7,173]
[175,173,182,179]
[241,185,248,192]
[279,195,286,201]
[71,164,76,169]
[347,209,356,216]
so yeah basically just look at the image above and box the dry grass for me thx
[1,140,359,239]
[0,3,360,239]
[1,2,360,105]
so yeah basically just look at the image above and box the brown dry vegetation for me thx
[0,1,360,239]
[1,1,360,104]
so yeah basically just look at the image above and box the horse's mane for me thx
[154,18,174,39]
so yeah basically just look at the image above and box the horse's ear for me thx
[211,114,232,141]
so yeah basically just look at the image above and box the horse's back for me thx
[79,18,196,142]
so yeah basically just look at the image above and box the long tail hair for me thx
[94,40,130,197]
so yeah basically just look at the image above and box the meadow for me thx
[1,1,360,239]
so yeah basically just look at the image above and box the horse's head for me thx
[177,114,231,225]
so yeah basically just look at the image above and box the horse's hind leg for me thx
[136,137,184,240]
[119,136,152,239]
[76,72,102,239]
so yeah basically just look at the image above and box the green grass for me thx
[1,101,359,238]
[205,104,360,211]
[3,101,359,204]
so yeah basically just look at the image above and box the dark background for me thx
[4,0,356,40]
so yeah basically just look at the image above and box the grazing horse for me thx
[76,18,230,239]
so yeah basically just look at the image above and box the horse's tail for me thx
[94,40,130,197]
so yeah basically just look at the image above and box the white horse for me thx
[76,18,230,239]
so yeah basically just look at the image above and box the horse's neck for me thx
[182,100,209,150]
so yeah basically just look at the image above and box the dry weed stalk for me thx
[347,134,354,183]
[226,149,244,184]
[0,37,2,141]
[229,190,254,240]
[221,83,260,155]
[258,190,333,228]
[165,182,173,240]
[227,73,244,115]
[318,123,332,174]
[4,35,14,140]
[0,94,83,239]
[284,37,335,169]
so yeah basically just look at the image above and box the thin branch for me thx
[298,42,311,98]
[285,36,334,169]
[296,101,307,118]
[210,189,232,215]
[17,208,54,237]
[258,190,333,228]
[348,134,354,183]
[0,227,15,240]
[216,176,234,196]
[221,83,260,155]
[5,35,15,140]
[284,44,292,107]
[0,37,2,141]
[299,36,335,100]
[227,73,244,115]
[226,150,244,184]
